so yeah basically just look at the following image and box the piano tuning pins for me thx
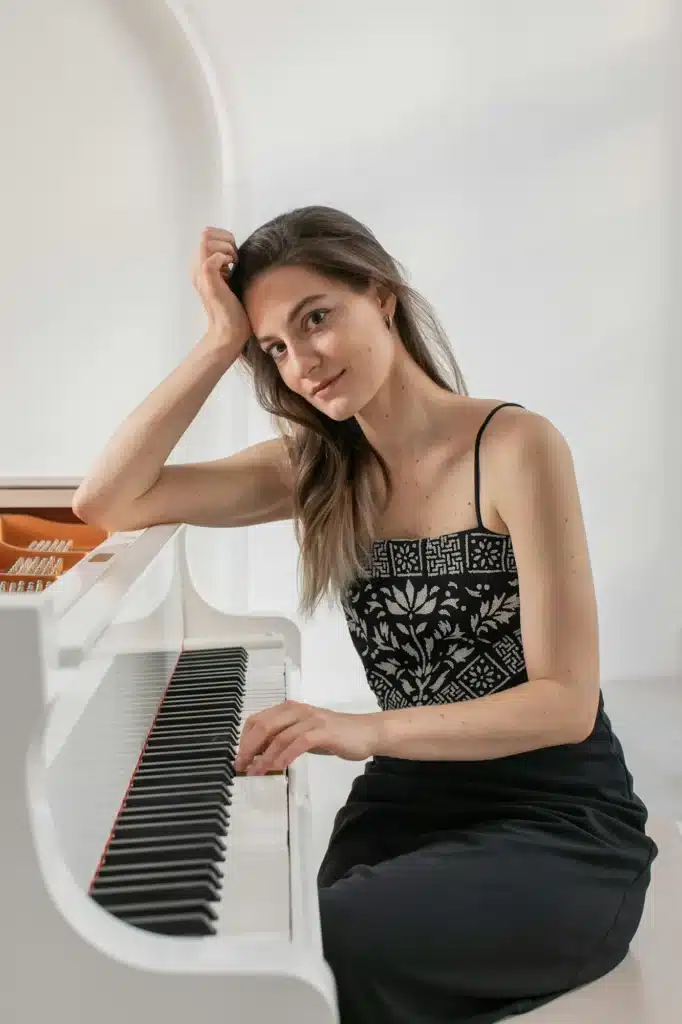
[0,516,101,595]
[0,579,46,593]
[6,555,64,576]
[27,538,73,552]
[1,531,70,594]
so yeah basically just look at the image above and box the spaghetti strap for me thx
[474,402,525,529]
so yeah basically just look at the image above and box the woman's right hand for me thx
[191,226,253,352]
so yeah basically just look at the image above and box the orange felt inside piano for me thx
[0,513,109,591]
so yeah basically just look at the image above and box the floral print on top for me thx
[342,527,527,711]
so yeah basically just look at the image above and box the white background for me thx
[2,0,680,742]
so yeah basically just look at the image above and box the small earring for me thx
[385,315,392,330]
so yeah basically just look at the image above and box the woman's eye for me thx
[265,310,328,359]
[306,308,328,329]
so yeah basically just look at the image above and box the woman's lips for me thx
[314,370,345,397]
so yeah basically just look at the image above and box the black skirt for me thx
[316,747,658,1024]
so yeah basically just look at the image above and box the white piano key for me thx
[216,774,290,938]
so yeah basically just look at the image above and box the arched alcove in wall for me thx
[1,0,250,610]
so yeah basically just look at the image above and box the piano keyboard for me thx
[3,521,340,1023]
[88,644,290,939]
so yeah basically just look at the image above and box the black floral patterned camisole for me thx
[342,403,526,712]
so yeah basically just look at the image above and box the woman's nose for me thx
[291,351,322,378]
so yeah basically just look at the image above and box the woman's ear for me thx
[373,282,396,320]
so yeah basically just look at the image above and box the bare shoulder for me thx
[473,397,537,435]
[478,402,577,515]
[482,402,570,459]
[461,397,560,447]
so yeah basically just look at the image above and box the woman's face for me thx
[243,265,396,420]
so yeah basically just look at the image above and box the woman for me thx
[74,206,657,1024]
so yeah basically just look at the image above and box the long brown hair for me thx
[228,206,468,618]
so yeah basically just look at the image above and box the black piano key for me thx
[133,756,232,775]
[166,679,239,688]
[140,733,236,749]
[123,789,233,810]
[123,788,232,811]
[157,712,240,723]
[124,782,232,806]
[153,703,239,716]
[145,727,236,743]
[130,772,232,792]
[173,664,245,676]
[139,735,235,749]
[157,690,239,702]
[96,897,218,920]
[137,746,235,766]
[157,698,238,712]
[165,677,243,689]
[173,670,244,683]
[174,656,246,673]
[157,705,238,719]
[161,681,241,693]
[175,649,245,664]
[152,719,237,733]
[151,713,238,729]
[126,775,233,792]
[127,914,217,937]
[95,858,222,885]
[170,672,244,682]
[143,732,238,750]
[143,737,236,754]
[107,830,226,853]
[163,674,242,685]
[148,722,235,737]
[119,911,216,936]
[91,879,219,908]
[138,749,233,764]
[128,766,231,788]
[101,838,226,867]
[112,816,226,842]
[92,866,221,890]
[132,777,234,794]
[153,709,240,724]
[116,803,230,828]
[148,721,239,737]
[133,757,235,774]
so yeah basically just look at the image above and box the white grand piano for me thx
[3,482,682,1024]
[0,509,339,1023]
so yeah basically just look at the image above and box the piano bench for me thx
[519,815,682,1022]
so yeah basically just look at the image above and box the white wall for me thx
[2,0,680,707]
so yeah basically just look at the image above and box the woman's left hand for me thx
[233,700,381,775]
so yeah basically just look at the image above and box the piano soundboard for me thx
[0,518,339,1023]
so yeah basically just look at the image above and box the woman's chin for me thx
[323,400,352,421]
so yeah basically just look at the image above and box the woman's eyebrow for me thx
[257,293,328,344]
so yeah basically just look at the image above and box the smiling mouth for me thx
[313,370,345,397]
